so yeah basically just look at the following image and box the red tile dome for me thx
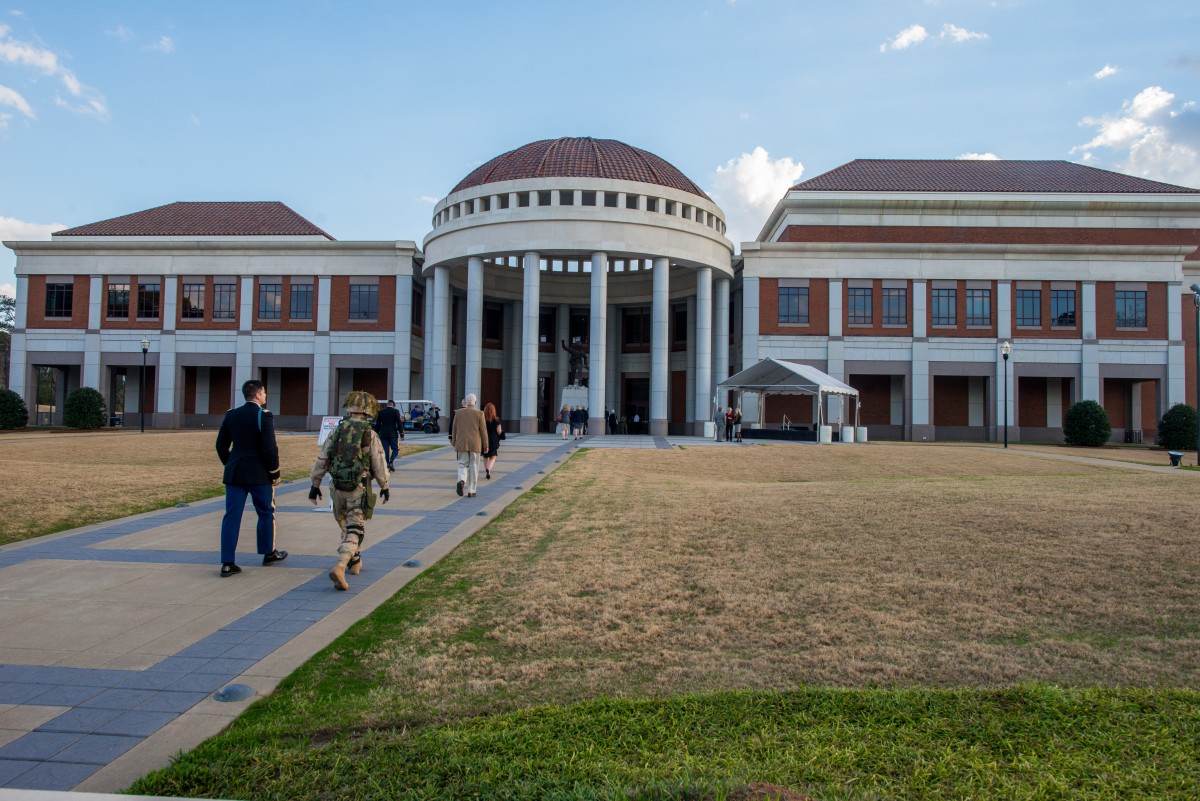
[452,137,711,200]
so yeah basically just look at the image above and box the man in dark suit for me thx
[215,379,287,577]
[373,399,404,471]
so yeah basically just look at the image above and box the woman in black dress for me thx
[483,402,503,479]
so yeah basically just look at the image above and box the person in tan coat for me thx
[449,393,489,498]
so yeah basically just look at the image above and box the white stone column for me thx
[431,265,451,412]
[1081,282,1099,400]
[997,281,1012,340]
[465,257,484,398]
[156,333,176,421]
[313,277,332,416]
[393,270,413,400]
[713,275,730,411]
[685,294,696,425]
[83,276,102,389]
[10,275,28,403]
[1167,282,1185,405]
[741,275,760,366]
[588,251,608,433]
[235,277,254,388]
[520,251,541,433]
[420,274,434,398]
[693,266,712,436]
[651,257,670,435]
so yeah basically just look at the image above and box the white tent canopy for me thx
[716,358,860,429]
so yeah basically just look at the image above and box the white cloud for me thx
[105,25,134,42]
[957,152,999,160]
[0,283,14,298]
[1094,64,1118,80]
[0,22,109,119]
[1074,85,1200,189]
[710,146,805,247]
[146,36,174,54]
[940,23,988,42]
[880,24,928,52]
[0,83,34,118]
[418,196,439,204]
[0,216,63,241]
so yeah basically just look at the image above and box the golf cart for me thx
[394,399,441,433]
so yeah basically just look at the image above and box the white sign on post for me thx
[313,416,342,512]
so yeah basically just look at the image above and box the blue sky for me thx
[2,0,1199,297]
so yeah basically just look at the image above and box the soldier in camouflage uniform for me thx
[308,390,390,591]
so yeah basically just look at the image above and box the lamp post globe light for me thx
[140,338,150,434]
[1000,340,1012,449]
[1191,284,1200,465]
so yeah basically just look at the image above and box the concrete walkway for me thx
[0,432,600,792]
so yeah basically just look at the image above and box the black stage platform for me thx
[742,428,818,442]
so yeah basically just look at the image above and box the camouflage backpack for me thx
[327,418,373,491]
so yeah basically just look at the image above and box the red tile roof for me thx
[792,160,1200,194]
[53,202,335,239]
[452,137,711,200]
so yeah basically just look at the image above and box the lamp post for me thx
[1000,340,1012,448]
[1191,284,1200,465]
[140,338,150,433]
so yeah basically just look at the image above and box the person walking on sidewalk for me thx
[482,402,503,480]
[449,393,488,497]
[215,379,288,577]
[308,391,390,591]
[373,399,404,471]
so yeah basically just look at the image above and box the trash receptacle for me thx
[1168,451,1184,467]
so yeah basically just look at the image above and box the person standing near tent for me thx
[725,406,735,442]
[734,407,743,442]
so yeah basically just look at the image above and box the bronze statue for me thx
[561,339,588,385]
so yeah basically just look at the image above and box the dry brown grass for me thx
[362,443,1200,722]
[0,429,419,544]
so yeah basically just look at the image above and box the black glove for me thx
[380,488,390,503]
[308,485,323,501]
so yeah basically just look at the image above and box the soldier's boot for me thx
[329,555,350,591]
[348,554,363,575]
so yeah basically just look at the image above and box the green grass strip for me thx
[130,685,1199,800]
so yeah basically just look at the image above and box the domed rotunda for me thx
[422,137,735,435]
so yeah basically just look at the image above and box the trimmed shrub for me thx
[0,388,28,429]
[1063,400,1112,447]
[1156,403,1197,451]
[64,386,107,429]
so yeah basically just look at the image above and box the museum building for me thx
[7,136,1200,442]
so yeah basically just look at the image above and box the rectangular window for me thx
[497,194,509,210]
[518,192,530,207]
[966,288,992,326]
[882,287,907,325]
[847,287,872,325]
[1016,289,1041,327]
[107,282,130,319]
[348,284,379,321]
[605,192,619,208]
[483,302,503,342]
[181,283,205,319]
[664,201,676,215]
[44,282,73,318]
[623,307,651,347]
[581,191,596,206]
[559,190,574,206]
[672,304,688,346]
[778,286,809,324]
[258,283,282,320]
[1115,290,1147,328]
[137,282,161,319]
[290,282,313,320]
[625,194,639,210]
[480,197,490,212]
[213,283,237,320]
[538,190,552,206]
[931,288,956,326]
[411,285,423,328]
[1051,289,1076,327]
[538,308,555,344]
[645,197,657,212]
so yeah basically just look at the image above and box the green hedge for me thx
[64,386,107,429]
[1063,400,1112,447]
[0,388,28,429]
[1156,403,1197,451]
